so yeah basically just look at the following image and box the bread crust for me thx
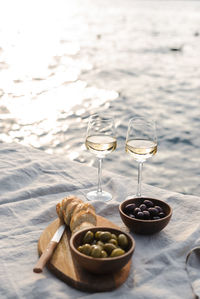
[56,202,62,220]
[72,202,95,218]
[56,196,97,233]
[70,209,97,232]
[61,196,77,211]
[57,196,76,220]
[63,198,82,225]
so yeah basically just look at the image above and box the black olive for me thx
[148,207,159,217]
[124,203,136,214]
[153,216,160,220]
[143,200,154,208]
[154,205,163,213]
[139,204,147,211]
[158,212,165,218]
[143,210,150,219]
[134,207,141,215]
[128,213,136,218]
[136,211,144,219]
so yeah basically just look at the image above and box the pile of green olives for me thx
[77,230,129,258]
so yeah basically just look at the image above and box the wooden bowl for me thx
[119,197,172,235]
[70,226,135,274]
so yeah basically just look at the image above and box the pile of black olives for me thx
[124,199,166,220]
[77,230,129,258]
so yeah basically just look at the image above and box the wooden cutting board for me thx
[38,216,133,292]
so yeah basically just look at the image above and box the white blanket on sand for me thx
[0,142,199,299]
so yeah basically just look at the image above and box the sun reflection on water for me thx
[0,0,118,155]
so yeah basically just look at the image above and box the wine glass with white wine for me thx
[85,114,117,201]
[125,117,157,197]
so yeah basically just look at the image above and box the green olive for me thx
[77,245,83,253]
[97,240,104,249]
[101,250,108,258]
[91,245,102,258]
[104,243,117,255]
[110,248,125,257]
[81,244,92,256]
[90,244,97,250]
[118,234,128,249]
[83,231,94,244]
[108,238,118,246]
[111,233,117,240]
[99,231,112,243]
[95,231,102,240]
[91,244,102,250]
[78,229,128,259]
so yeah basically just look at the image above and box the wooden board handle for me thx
[33,241,57,273]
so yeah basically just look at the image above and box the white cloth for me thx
[0,142,199,299]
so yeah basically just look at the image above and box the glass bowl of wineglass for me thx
[85,113,117,202]
[125,117,157,198]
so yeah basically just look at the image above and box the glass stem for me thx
[137,162,143,197]
[97,157,103,194]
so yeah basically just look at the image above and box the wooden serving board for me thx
[38,216,132,292]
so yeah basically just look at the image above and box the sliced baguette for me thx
[70,209,97,232]
[72,202,95,218]
[61,195,77,211]
[63,199,82,225]
[56,195,82,222]
[61,196,82,223]
[56,197,71,219]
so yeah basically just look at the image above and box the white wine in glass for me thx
[125,117,157,197]
[85,114,117,201]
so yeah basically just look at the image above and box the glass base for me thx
[86,190,112,202]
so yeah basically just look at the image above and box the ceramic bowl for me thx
[119,197,172,235]
[70,226,135,274]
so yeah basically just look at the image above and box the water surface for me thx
[0,0,199,196]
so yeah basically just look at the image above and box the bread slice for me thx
[56,197,71,219]
[56,196,97,233]
[72,222,96,235]
[61,196,82,222]
[56,195,83,222]
[56,202,63,220]
[72,202,95,218]
[63,198,82,225]
[70,209,97,232]
[61,196,77,211]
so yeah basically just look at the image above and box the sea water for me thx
[0,0,199,196]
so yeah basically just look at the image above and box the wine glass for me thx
[85,114,117,201]
[125,117,157,197]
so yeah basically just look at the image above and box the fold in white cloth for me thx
[0,142,199,299]
[186,241,200,299]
